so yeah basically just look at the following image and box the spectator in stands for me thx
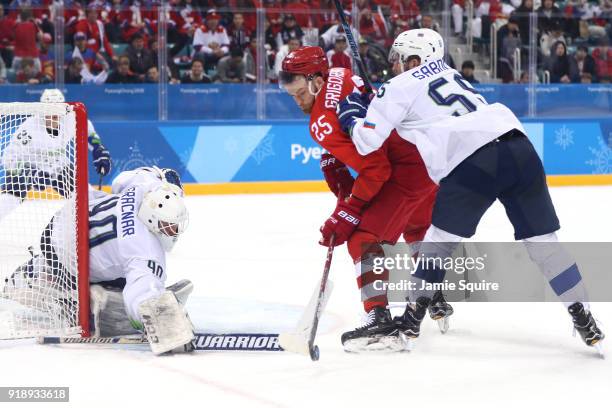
[419,14,440,31]
[359,7,389,48]
[15,57,41,84]
[461,60,480,83]
[39,60,54,84]
[12,7,42,72]
[244,36,272,82]
[66,32,98,68]
[511,0,533,40]
[497,16,522,82]
[193,10,230,71]
[320,20,359,51]
[104,0,125,44]
[537,0,563,34]
[540,20,566,58]
[276,14,304,51]
[592,37,611,80]
[65,57,84,84]
[38,33,54,65]
[274,37,301,76]
[124,33,155,80]
[75,4,116,62]
[106,55,141,83]
[451,0,466,36]
[390,0,421,32]
[358,37,386,83]
[145,66,159,83]
[0,6,15,68]
[0,55,6,84]
[216,47,246,83]
[575,45,598,81]
[228,12,252,50]
[327,36,351,69]
[181,59,212,83]
[547,41,579,83]
[284,0,311,28]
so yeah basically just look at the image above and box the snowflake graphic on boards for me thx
[250,133,275,165]
[585,134,612,174]
[113,141,163,174]
[554,125,574,150]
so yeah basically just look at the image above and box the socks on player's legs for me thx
[523,232,589,308]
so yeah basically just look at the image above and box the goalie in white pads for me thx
[5,166,194,355]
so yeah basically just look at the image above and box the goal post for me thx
[0,101,90,339]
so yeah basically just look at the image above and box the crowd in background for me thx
[0,0,609,85]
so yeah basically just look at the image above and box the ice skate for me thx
[428,290,454,334]
[341,307,404,353]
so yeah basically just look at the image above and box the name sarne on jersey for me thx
[411,58,452,80]
[120,187,137,237]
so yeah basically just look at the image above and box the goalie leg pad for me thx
[90,284,140,337]
[138,291,195,355]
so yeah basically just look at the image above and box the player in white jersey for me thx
[0,89,112,221]
[5,166,194,354]
[337,29,604,352]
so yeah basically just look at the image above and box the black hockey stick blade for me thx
[332,0,374,94]
[39,332,284,352]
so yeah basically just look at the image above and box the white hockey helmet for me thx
[40,88,66,103]
[138,183,189,252]
[389,29,444,71]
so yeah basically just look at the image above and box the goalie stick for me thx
[39,333,284,352]
[332,0,374,94]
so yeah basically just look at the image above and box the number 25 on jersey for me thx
[311,115,332,141]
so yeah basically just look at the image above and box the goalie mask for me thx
[388,29,444,72]
[138,183,189,252]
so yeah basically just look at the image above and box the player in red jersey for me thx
[279,46,453,352]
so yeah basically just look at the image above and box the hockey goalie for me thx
[4,166,194,355]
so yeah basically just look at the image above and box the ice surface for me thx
[1,186,611,407]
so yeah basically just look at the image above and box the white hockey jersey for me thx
[351,57,526,183]
[87,169,167,319]
[1,115,73,176]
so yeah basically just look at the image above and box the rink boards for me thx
[88,117,612,193]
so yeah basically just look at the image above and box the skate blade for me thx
[436,317,450,334]
[593,341,605,359]
[343,335,405,353]
[398,333,417,351]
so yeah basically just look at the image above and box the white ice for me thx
[2,186,612,408]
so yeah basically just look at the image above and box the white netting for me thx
[0,102,83,339]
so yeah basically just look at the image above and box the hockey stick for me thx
[39,332,284,352]
[332,0,374,94]
[279,235,336,361]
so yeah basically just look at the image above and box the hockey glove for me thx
[319,196,367,247]
[320,153,354,200]
[337,92,371,135]
[92,143,112,176]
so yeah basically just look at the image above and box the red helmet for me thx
[280,46,329,85]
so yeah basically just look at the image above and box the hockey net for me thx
[0,102,89,339]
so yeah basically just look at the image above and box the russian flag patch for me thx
[364,121,376,129]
